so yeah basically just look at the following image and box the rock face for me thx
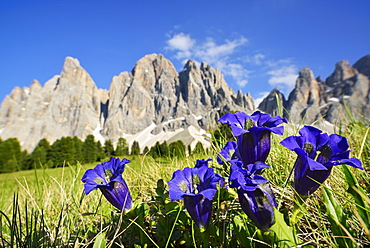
[103,54,255,147]
[257,88,285,117]
[285,67,326,124]
[259,54,370,129]
[3,53,370,152]
[0,54,255,151]
[0,57,106,150]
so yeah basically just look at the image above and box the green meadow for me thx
[0,120,369,247]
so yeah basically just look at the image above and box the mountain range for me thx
[258,54,370,128]
[0,54,254,151]
[1,53,369,152]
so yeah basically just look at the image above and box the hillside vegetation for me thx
[0,118,369,247]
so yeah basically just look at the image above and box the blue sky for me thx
[1,0,369,105]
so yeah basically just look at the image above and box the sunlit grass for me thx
[0,119,369,247]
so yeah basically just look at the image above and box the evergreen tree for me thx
[169,140,186,158]
[143,146,149,155]
[96,141,106,161]
[73,136,84,163]
[115,137,128,156]
[192,141,205,155]
[23,138,52,170]
[38,138,51,162]
[104,139,115,156]
[50,137,76,167]
[30,145,47,169]
[149,141,160,158]
[0,138,23,173]
[131,141,140,155]
[82,135,97,163]
[159,141,169,157]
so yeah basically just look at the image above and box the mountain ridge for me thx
[0,54,255,151]
[1,53,369,152]
[258,54,370,130]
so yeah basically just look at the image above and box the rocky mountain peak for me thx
[283,67,326,124]
[258,88,285,116]
[259,54,370,132]
[13,53,250,152]
[298,67,315,81]
[183,59,198,71]
[353,54,370,77]
[61,56,81,76]
[2,53,370,152]
[326,59,358,87]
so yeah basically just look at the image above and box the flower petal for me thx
[238,186,275,231]
[184,195,213,230]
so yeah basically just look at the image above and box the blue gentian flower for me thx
[217,141,239,165]
[229,161,277,231]
[219,111,287,166]
[81,157,133,212]
[280,126,363,196]
[168,159,224,230]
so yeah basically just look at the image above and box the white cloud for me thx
[166,33,195,52]
[194,37,248,63]
[165,33,250,87]
[244,53,266,65]
[218,62,251,87]
[268,65,297,88]
[266,60,298,95]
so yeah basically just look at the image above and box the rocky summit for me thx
[258,54,370,131]
[2,53,370,152]
[0,54,254,151]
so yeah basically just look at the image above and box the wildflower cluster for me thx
[218,111,287,230]
[80,110,364,245]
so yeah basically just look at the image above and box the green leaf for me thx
[322,186,343,223]
[342,164,359,188]
[93,232,107,248]
[322,186,357,248]
[269,209,302,247]
[342,165,370,220]
[232,215,251,247]
[342,164,370,232]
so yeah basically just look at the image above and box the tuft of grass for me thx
[0,117,369,246]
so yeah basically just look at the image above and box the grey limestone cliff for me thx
[258,54,370,128]
[0,54,255,151]
[0,57,106,150]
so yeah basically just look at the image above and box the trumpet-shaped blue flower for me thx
[81,157,133,212]
[219,111,287,166]
[168,159,224,230]
[217,141,239,164]
[229,161,277,231]
[280,126,363,196]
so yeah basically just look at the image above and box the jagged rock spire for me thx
[0,54,255,151]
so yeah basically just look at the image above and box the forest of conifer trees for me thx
[0,135,208,173]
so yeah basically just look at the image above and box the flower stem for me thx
[165,205,182,248]
[191,221,197,248]
[290,194,307,225]
[278,161,296,209]
[199,226,210,248]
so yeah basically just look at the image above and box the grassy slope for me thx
[0,121,369,247]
